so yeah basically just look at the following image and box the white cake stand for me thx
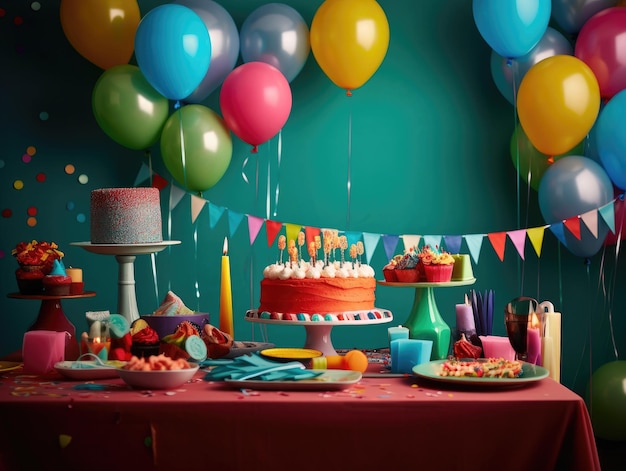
[71,241,181,324]
[244,308,394,356]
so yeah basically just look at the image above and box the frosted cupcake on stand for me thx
[418,246,455,282]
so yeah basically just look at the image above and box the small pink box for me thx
[479,335,516,361]
[22,331,66,374]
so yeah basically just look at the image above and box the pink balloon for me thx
[219,62,292,152]
[575,7,626,99]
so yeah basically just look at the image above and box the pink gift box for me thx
[479,335,515,361]
[22,331,66,374]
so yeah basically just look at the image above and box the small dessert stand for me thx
[244,308,393,356]
[7,291,96,361]
[377,278,476,360]
[71,241,180,324]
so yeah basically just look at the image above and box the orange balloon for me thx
[310,0,389,94]
[517,55,600,156]
[60,0,140,70]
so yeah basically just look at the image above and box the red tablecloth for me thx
[0,364,599,471]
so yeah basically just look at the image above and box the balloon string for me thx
[509,58,524,294]
[346,99,353,229]
[145,150,153,187]
[175,101,188,192]
[273,129,282,218]
[193,224,200,310]
[241,156,250,184]
[150,252,159,307]
[266,140,271,220]
[608,225,621,360]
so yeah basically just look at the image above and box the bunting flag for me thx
[134,162,152,186]
[247,215,264,245]
[464,234,484,264]
[382,234,400,260]
[208,202,225,229]
[401,234,421,251]
[362,232,381,265]
[507,229,527,260]
[151,172,168,191]
[488,231,507,261]
[563,216,582,240]
[190,194,206,223]
[161,183,624,267]
[443,235,462,254]
[526,226,546,257]
[265,220,283,246]
[581,209,599,238]
[423,235,442,250]
[227,209,245,237]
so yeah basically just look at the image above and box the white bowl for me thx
[117,364,199,389]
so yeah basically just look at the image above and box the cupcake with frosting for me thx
[130,319,160,358]
[394,248,420,283]
[419,246,455,282]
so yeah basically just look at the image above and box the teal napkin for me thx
[203,353,322,382]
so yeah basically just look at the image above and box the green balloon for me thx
[510,124,584,191]
[587,360,626,441]
[160,104,233,193]
[92,65,169,150]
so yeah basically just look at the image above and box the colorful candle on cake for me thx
[220,237,234,338]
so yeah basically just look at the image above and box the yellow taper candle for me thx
[220,237,234,338]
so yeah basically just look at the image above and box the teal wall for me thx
[1,0,624,396]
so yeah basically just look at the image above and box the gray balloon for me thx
[552,0,619,34]
[176,0,240,103]
[240,3,310,83]
[491,27,573,105]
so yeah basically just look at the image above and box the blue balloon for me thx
[538,156,613,257]
[552,0,619,34]
[135,5,212,100]
[473,0,551,58]
[240,3,310,83]
[491,27,572,105]
[597,90,626,190]
[175,0,239,103]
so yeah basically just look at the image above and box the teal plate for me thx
[413,359,549,387]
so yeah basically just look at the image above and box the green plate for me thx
[413,359,549,387]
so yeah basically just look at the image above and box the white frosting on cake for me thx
[262,261,374,280]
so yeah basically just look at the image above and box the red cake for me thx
[90,187,162,244]
[42,259,71,295]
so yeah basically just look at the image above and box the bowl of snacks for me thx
[117,354,199,389]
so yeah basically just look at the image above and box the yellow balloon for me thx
[517,55,600,156]
[310,0,389,94]
[60,0,140,70]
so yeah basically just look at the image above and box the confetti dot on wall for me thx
[26,146,36,156]
[76,213,86,223]
[22,154,32,163]
[66,201,75,211]
[14,16,23,26]
[0,9,6,18]
[31,2,41,11]
[27,206,37,216]
[13,180,24,190]
[27,217,37,227]
[2,209,12,218]
[78,174,88,184]
[39,111,48,121]
[0,250,4,260]
[0,160,5,169]
[36,172,46,182]
[65,164,75,174]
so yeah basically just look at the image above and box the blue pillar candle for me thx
[390,339,433,374]
[388,325,409,344]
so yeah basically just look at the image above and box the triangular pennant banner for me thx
[208,202,225,229]
[464,234,484,264]
[343,231,362,250]
[304,226,321,248]
[190,194,206,223]
[382,234,400,260]
[580,209,599,239]
[266,220,283,246]
[487,232,507,261]
[134,162,152,186]
[443,235,462,254]
[599,202,616,234]
[507,229,526,260]
[362,232,381,265]
[169,185,186,211]
[227,210,245,237]
[247,215,264,245]
[285,223,302,245]
[549,222,567,247]
[423,235,442,250]
[563,216,582,240]
[401,234,420,251]
[526,226,545,257]
[151,173,168,191]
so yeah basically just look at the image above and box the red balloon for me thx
[575,7,626,99]
[219,62,292,153]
